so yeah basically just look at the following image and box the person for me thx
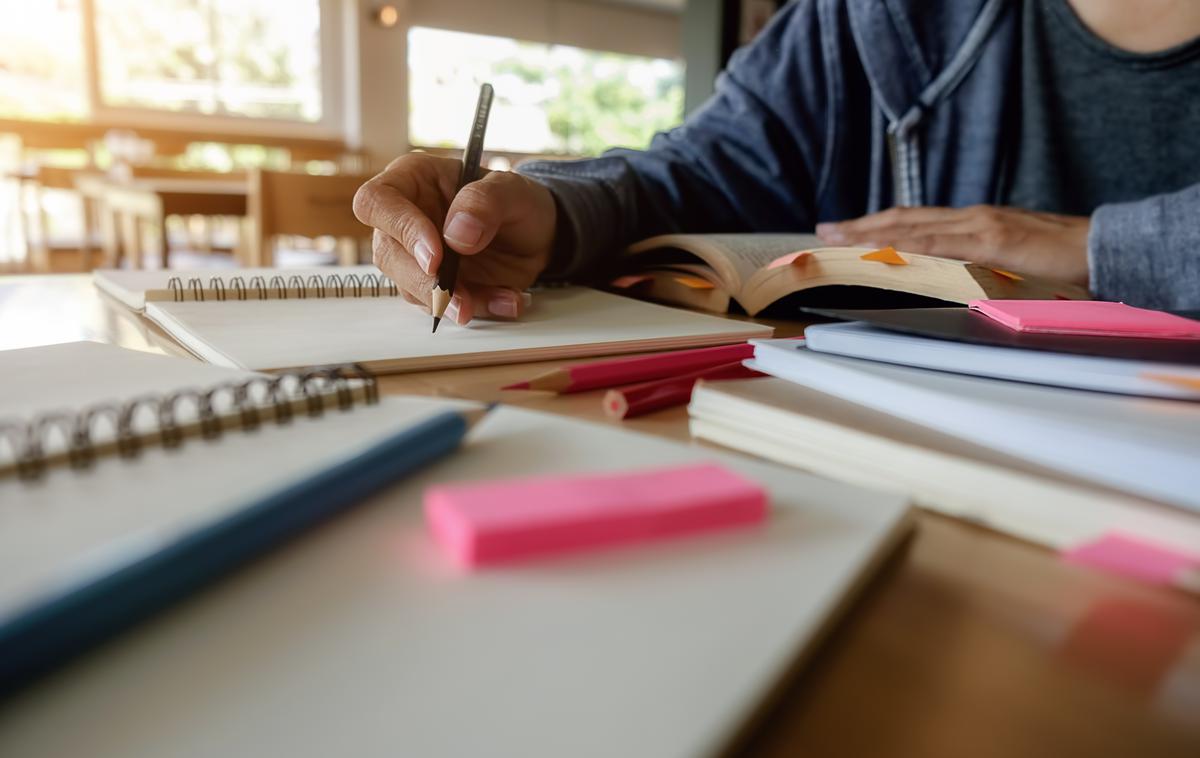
[353,0,1200,326]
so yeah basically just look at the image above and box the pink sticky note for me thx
[969,300,1200,340]
[767,251,812,270]
[424,463,768,568]
[1063,533,1200,585]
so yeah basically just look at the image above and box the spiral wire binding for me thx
[165,272,399,301]
[0,364,378,481]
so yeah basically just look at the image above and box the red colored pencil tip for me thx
[501,381,530,391]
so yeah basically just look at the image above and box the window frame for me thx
[78,0,344,139]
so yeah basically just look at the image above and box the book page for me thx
[627,234,824,292]
[145,287,773,373]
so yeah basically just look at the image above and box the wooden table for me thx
[74,175,248,270]
[2,274,1198,758]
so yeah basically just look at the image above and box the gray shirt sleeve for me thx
[1088,182,1200,310]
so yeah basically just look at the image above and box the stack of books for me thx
[688,300,1200,590]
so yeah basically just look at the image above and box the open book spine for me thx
[0,364,379,481]
[146,272,401,302]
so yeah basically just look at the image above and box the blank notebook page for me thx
[145,287,773,372]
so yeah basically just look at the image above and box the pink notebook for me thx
[424,463,768,568]
[968,300,1200,340]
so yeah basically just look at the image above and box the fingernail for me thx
[444,213,485,248]
[520,291,533,307]
[413,240,435,273]
[445,296,465,324]
[488,290,520,319]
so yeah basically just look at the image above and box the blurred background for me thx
[0,0,782,273]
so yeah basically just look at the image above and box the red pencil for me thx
[603,361,762,419]
[504,342,759,394]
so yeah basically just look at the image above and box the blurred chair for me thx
[16,165,101,272]
[248,169,374,267]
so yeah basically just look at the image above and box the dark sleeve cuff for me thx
[518,160,627,284]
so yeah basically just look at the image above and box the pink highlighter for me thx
[424,463,768,568]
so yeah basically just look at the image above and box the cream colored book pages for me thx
[93,265,383,310]
[0,405,911,758]
[739,248,994,314]
[627,233,825,291]
[688,377,1200,553]
[144,287,774,373]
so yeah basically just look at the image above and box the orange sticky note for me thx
[673,275,716,290]
[767,251,812,270]
[860,246,907,265]
[1141,373,1200,391]
[990,268,1024,282]
[611,274,651,289]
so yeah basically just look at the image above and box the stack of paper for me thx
[690,375,1200,553]
[746,340,1200,512]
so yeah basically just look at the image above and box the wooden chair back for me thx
[248,169,374,266]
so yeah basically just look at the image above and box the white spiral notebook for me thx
[93,267,773,374]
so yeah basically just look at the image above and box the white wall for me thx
[341,0,681,170]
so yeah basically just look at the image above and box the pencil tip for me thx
[431,317,441,334]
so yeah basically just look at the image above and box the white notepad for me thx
[0,346,912,758]
[144,284,773,373]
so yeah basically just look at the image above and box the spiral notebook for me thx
[0,340,477,690]
[1,399,911,758]
[94,267,773,374]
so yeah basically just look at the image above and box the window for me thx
[0,0,87,120]
[94,0,323,122]
[0,0,333,131]
[408,27,684,157]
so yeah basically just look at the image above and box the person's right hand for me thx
[352,152,557,326]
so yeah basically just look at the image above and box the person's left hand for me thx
[815,205,1092,285]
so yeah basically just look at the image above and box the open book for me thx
[614,234,1090,315]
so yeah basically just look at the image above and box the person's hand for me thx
[815,205,1092,285]
[353,152,557,325]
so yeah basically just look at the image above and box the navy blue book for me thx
[0,342,483,696]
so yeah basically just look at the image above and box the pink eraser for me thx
[969,299,1200,339]
[424,463,768,567]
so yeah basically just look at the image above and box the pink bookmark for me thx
[1063,533,1200,589]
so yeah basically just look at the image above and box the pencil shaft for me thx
[521,342,757,394]
[432,83,493,326]
[604,361,762,419]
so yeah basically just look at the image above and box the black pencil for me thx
[431,82,494,333]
